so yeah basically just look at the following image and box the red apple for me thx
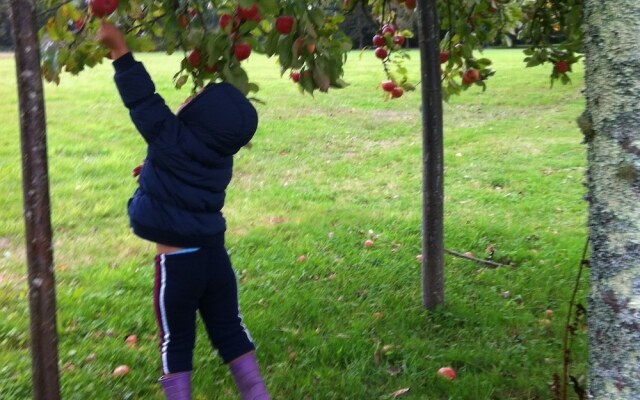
[204,63,218,73]
[437,367,457,380]
[219,14,232,30]
[74,19,85,31]
[463,251,475,258]
[291,71,300,82]
[187,49,201,68]
[440,51,449,64]
[88,0,118,18]
[295,37,314,55]
[462,68,480,85]
[125,334,138,348]
[112,365,130,377]
[234,42,252,61]
[276,16,295,35]
[374,47,388,59]
[381,24,395,36]
[391,87,404,98]
[372,34,386,47]
[364,239,374,247]
[307,43,316,54]
[405,0,417,10]
[554,60,570,74]
[381,80,395,92]
[237,4,260,22]
[297,255,307,263]
[392,34,405,47]
[177,13,189,28]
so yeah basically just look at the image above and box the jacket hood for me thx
[177,83,258,156]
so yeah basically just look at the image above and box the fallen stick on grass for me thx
[444,248,515,269]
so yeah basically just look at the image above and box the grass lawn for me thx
[0,49,587,399]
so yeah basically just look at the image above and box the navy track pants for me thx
[153,241,255,374]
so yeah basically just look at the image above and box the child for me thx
[96,21,270,400]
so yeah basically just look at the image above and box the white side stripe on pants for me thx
[159,254,171,374]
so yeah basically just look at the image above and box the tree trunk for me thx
[417,0,444,309]
[9,0,61,398]
[584,1,640,398]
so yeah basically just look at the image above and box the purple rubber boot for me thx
[159,371,192,400]
[229,352,270,400]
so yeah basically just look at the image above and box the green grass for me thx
[0,49,588,399]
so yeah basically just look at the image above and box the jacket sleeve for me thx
[112,53,181,147]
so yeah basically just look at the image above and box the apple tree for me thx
[37,0,580,99]
[20,0,640,398]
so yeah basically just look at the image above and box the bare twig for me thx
[444,248,514,268]
[562,237,589,400]
[38,0,75,17]
[125,13,166,34]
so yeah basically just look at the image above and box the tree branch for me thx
[444,248,514,268]
[38,0,75,18]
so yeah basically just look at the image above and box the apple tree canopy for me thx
[37,0,583,98]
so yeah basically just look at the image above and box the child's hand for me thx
[96,20,129,60]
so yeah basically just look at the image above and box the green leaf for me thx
[222,63,250,95]
[126,35,156,52]
[259,0,279,15]
[175,75,188,89]
[248,82,259,93]
[278,35,293,70]
[264,29,280,57]
[238,0,256,8]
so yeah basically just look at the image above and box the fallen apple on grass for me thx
[125,334,138,348]
[112,365,130,377]
[437,366,457,380]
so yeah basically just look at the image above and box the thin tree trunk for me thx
[9,0,61,398]
[584,1,640,397]
[417,0,444,309]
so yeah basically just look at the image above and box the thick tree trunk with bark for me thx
[584,1,640,398]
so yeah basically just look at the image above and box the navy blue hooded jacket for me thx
[112,53,258,247]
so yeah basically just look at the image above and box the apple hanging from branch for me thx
[87,0,118,18]
[36,0,579,100]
